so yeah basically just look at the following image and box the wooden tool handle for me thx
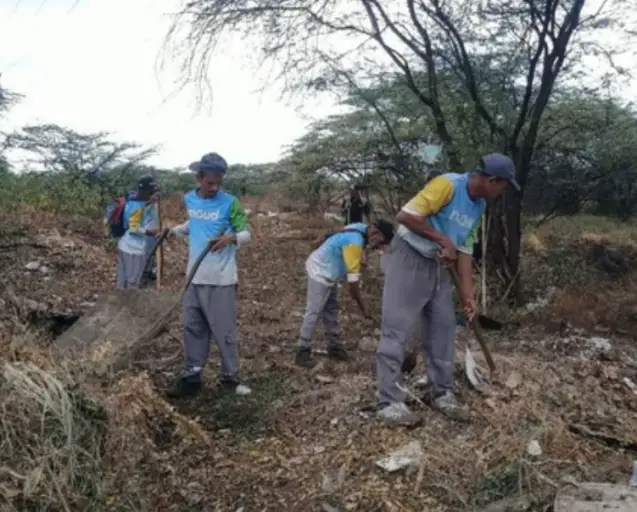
[156,198,164,290]
[142,228,170,277]
[449,266,497,374]
[183,239,214,291]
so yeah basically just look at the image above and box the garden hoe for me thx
[449,266,496,395]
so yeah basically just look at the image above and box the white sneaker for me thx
[235,384,252,396]
[431,391,470,421]
[376,402,420,426]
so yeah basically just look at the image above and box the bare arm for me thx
[170,221,189,238]
[455,253,474,302]
[396,212,451,246]
[343,243,368,316]
[347,281,368,317]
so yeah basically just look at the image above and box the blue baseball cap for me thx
[479,153,520,191]
[188,152,228,173]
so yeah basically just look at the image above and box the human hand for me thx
[461,295,477,322]
[209,233,235,252]
[438,237,457,267]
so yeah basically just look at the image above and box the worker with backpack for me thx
[295,220,394,368]
[106,176,160,288]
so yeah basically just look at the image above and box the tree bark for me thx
[484,182,524,306]
[505,190,523,304]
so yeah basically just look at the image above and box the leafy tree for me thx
[168,0,634,302]
[283,94,438,215]
[4,124,156,176]
[0,74,21,174]
[0,73,21,118]
[525,93,637,221]
[224,163,278,196]
[2,124,158,215]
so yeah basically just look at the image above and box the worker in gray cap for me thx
[167,152,252,399]
[375,153,518,426]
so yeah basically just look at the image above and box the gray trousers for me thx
[376,236,456,405]
[116,250,146,289]
[298,277,340,349]
[182,284,240,380]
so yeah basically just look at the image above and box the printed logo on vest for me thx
[189,209,221,220]
[449,209,474,228]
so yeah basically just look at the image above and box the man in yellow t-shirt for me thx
[376,153,518,426]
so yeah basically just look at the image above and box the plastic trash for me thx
[375,440,422,472]
[527,439,542,457]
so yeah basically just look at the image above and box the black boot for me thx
[167,374,202,398]
[327,344,349,362]
[143,270,157,283]
[295,348,316,368]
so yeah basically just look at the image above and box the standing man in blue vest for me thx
[167,152,252,398]
[116,176,159,288]
[376,153,519,426]
[139,175,160,284]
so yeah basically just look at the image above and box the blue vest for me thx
[429,173,484,249]
[184,189,239,286]
[398,173,484,257]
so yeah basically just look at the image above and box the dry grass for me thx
[532,214,637,247]
[522,214,637,332]
[0,358,105,510]
[0,201,636,510]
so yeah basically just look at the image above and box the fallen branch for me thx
[0,242,49,251]
[568,423,637,452]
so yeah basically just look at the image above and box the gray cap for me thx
[188,152,228,173]
[479,153,520,191]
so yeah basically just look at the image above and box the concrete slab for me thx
[554,482,637,512]
[54,289,179,367]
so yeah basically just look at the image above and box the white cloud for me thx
[0,0,329,169]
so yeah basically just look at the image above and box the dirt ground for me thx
[1,196,637,511]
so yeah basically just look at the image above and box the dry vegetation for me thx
[1,196,637,511]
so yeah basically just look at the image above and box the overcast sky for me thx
[0,0,333,169]
[1,0,635,172]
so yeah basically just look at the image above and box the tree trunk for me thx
[483,190,523,306]
[505,190,523,305]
